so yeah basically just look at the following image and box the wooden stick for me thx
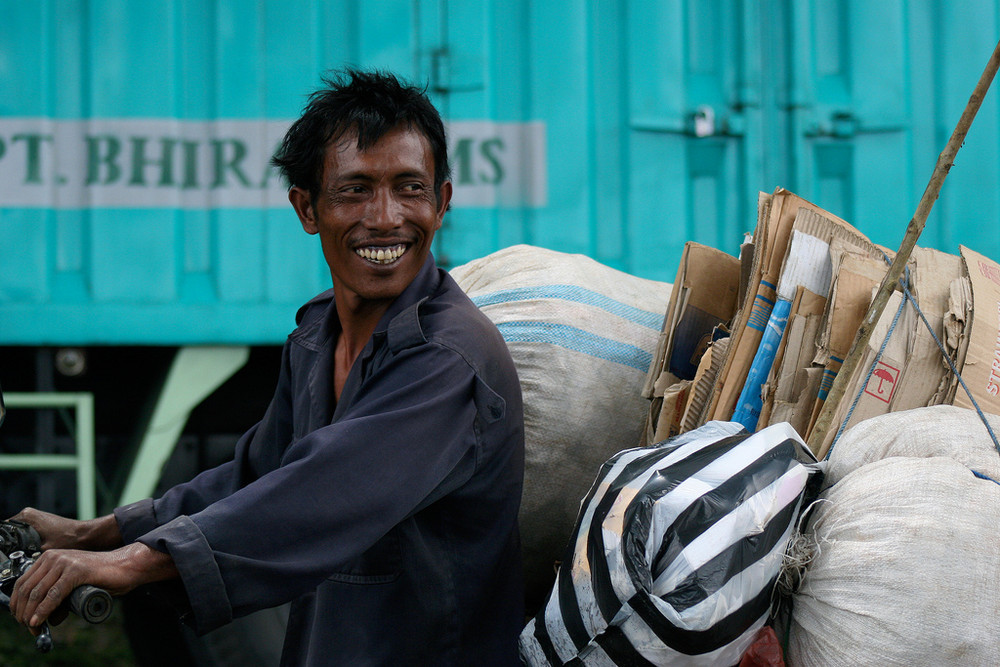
[809,38,1000,458]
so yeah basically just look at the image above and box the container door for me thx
[780,0,1000,260]
[407,0,549,268]
[414,0,494,266]
[783,0,913,251]
[626,0,760,280]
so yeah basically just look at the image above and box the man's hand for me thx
[9,508,123,551]
[8,542,177,633]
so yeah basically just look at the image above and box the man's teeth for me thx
[357,244,407,264]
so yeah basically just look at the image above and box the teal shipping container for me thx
[3,1,1000,346]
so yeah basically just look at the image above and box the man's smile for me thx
[355,243,408,265]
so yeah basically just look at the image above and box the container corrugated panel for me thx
[2,0,1000,345]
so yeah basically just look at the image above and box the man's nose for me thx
[365,189,404,230]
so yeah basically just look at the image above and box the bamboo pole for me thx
[809,38,1000,458]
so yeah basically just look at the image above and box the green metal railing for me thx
[0,393,96,520]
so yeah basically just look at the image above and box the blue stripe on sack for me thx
[494,321,653,372]
[470,285,664,329]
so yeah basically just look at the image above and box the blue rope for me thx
[899,278,1000,455]
[826,256,1000,460]
[972,469,1000,485]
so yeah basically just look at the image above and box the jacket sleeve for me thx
[134,341,486,633]
[115,341,296,545]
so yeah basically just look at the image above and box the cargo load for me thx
[635,185,1000,665]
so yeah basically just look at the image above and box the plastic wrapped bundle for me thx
[520,421,820,666]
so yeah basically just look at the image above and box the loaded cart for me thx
[518,38,1000,667]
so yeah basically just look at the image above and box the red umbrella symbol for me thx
[873,368,894,394]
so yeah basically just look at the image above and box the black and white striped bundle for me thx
[519,421,820,666]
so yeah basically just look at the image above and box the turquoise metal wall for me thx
[2,0,1000,345]
[773,0,1000,259]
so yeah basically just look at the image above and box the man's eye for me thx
[401,183,425,192]
[339,186,366,196]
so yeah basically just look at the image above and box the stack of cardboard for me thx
[643,187,1000,457]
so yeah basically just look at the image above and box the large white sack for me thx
[787,408,1000,666]
[824,405,1000,485]
[450,245,672,611]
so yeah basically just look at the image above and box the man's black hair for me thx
[271,68,451,203]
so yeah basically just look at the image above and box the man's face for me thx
[290,125,452,311]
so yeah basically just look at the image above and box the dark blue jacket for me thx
[115,255,525,665]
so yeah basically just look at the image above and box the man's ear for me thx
[434,181,453,229]
[289,187,319,235]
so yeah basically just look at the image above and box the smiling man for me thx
[9,70,526,666]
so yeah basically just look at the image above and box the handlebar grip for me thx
[67,584,112,624]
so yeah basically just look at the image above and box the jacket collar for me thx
[313,253,441,422]
[374,252,441,343]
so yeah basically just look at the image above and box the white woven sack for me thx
[788,448,1000,664]
[450,245,672,609]
[824,405,1000,485]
